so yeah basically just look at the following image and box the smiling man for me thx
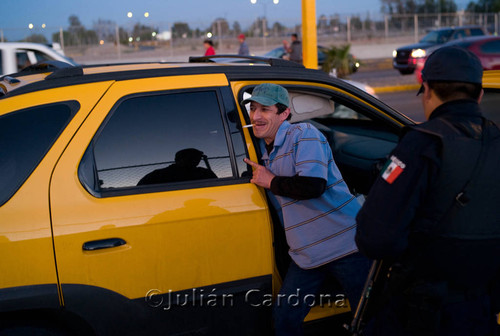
[242,83,370,336]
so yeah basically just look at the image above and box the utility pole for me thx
[115,25,121,60]
[301,0,318,69]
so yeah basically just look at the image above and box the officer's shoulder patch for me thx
[381,155,406,184]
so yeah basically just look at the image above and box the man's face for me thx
[249,101,289,144]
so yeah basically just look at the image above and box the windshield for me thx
[263,47,285,58]
[420,29,453,44]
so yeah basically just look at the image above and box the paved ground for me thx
[349,61,420,93]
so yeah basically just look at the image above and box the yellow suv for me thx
[0,58,414,334]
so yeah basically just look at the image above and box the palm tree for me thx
[321,44,354,79]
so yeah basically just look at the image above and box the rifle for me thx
[344,260,389,335]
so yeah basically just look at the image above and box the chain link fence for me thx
[1,12,497,63]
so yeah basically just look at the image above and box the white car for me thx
[0,42,77,76]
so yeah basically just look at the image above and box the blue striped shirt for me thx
[261,121,360,269]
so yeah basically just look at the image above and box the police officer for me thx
[355,46,500,335]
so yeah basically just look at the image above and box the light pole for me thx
[250,0,279,51]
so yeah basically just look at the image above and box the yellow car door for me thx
[0,82,113,312]
[49,74,275,334]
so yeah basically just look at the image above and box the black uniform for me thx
[356,99,500,335]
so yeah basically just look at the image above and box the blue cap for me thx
[241,83,290,107]
[421,46,483,84]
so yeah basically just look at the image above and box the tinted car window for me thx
[420,29,453,43]
[480,40,500,54]
[0,102,78,206]
[16,51,31,71]
[33,50,55,63]
[470,28,485,36]
[90,90,235,190]
[453,30,466,39]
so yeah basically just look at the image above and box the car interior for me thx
[240,85,400,299]
[241,86,400,196]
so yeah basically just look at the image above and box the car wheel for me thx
[0,310,94,336]
[0,323,68,336]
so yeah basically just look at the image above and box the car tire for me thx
[0,323,68,336]
[0,310,94,336]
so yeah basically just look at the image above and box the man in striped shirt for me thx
[243,83,370,336]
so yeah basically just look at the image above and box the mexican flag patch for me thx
[381,155,406,184]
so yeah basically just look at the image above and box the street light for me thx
[250,0,279,50]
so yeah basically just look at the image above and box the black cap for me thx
[421,46,483,84]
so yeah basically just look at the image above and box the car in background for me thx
[415,35,500,83]
[0,42,77,76]
[393,25,487,75]
[262,45,360,73]
[481,70,500,126]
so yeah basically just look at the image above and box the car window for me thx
[480,40,500,54]
[0,101,78,206]
[470,28,485,36]
[263,47,285,59]
[85,90,237,192]
[453,30,466,39]
[16,51,32,71]
[0,50,3,74]
[242,85,379,120]
[32,49,55,63]
[420,30,452,43]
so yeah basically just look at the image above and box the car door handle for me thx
[82,238,126,251]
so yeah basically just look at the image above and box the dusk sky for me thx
[1,0,473,41]
[1,0,386,40]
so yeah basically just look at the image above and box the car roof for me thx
[0,56,414,129]
[433,25,484,31]
[0,42,61,51]
[444,35,500,45]
[0,56,322,98]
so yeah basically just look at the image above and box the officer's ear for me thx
[477,88,484,104]
[422,82,432,100]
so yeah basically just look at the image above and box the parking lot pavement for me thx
[349,58,420,94]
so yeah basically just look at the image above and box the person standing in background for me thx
[238,34,250,56]
[203,39,215,56]
[283,33,302,64]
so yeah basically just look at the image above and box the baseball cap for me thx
[241,83,290,107]
[238,34,245,39]
[417,46,483,95]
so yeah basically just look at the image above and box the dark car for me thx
[415,35,500,83]
[263,45,360,73]
[393,25,487,75]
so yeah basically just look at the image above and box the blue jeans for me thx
[273,252,371,336]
